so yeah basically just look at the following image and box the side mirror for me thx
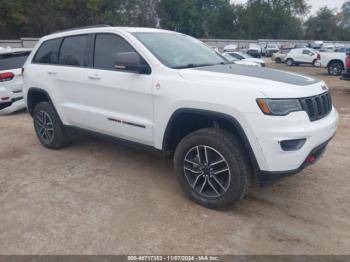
[114,52,149,74]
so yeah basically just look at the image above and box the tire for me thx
[286,58,294,66]
[33,102,70,149]
[275,58,282,64]
[174,128,252,209]
[328,61,344,76]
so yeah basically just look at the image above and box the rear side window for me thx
[94,34,135,70]
[0,52,30,70]
[59,35,89,67]
[302,49,311,55]
[33,38,62,64]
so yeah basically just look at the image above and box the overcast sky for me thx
[232,0,346,14]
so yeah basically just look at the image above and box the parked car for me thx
[271,49,291,64]
[223,44,238,52]
[308,41,324,50]
[221,53,261,67]
[224,51,265,67]
[23,26,338,209]
[263,44,279,57]
[314,52,347,76]
[246,48,261,58]
[284,48,319,66]
[341,54,350,80]
[0,48,31,115]
[248,43,262,57]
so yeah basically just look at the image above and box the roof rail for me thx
[52,24,111,34]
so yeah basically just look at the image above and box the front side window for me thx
[0,52,30,70]
[33,38,62,64]
[94,34,137,71]
[302,49,311,55]
[59,35,89,67]
[132,32,227,69]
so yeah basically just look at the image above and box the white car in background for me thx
[221,52,261,67]
[284,48,319,66]
[0,48,31,115]
[223,44,238,52]
[315,52,347,76]
[224,51,265,67]
[263,44,280,57]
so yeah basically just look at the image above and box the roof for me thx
[46,26,174,40]
[0,47,32,55]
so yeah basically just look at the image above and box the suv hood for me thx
[178,64,325,98]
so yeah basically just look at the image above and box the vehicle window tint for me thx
[59,35,89,67]
[302,49,311,55]
[33,38,62,64]
[0,52,30,70]
[94,34,137,70]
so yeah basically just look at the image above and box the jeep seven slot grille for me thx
[300,92,332,121]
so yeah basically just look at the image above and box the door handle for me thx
[88,74,101,80]
[47,70,57,75]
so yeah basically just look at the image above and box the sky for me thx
[232,0,346,14]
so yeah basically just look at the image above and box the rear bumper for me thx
[0,87,25,115]
[341,70,350,80]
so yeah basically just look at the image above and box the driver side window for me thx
[302,49,311,55]
[94,34,142,71]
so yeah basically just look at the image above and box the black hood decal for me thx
[192,64,321,86]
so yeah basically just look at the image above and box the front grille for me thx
[300,92,332,121]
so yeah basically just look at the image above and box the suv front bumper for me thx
[243,108,339,182]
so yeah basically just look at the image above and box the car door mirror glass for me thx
[113,52,149,74]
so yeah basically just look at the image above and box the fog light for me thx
[280,139,306,151]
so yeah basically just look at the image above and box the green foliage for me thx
[0,0,349,40]
[304,7,340,40]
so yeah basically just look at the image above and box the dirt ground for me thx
[0,61,349,255]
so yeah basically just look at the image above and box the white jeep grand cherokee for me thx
[23,26,338,209]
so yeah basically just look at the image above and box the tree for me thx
[304,7,340,40]
[238,0,307,39]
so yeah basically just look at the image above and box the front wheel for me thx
[33,102,70,149]
[286,58,294,66]
[174,128,252,209]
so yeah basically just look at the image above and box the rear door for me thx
[83,33,154,145]
[44,34,91,127]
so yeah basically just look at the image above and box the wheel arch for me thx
[162,108,259,173]
[27,87,54,116]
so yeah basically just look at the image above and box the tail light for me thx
[346,55,350,69]
[0,72,15,82]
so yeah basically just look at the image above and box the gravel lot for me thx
[0,62,349,255]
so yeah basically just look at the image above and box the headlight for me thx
[256,98,302,116]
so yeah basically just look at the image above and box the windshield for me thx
[132,32,228,69]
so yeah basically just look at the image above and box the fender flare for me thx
[162,108,260,174]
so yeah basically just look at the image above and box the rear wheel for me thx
[174,128,252,209]
[275,58,282,64]
[33,102,70,149]
[328,61,344,76]
[286,58,294,66]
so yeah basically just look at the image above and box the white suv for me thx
[284,48,319,66]
[23,26,338,209]
[0,48,31,115]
